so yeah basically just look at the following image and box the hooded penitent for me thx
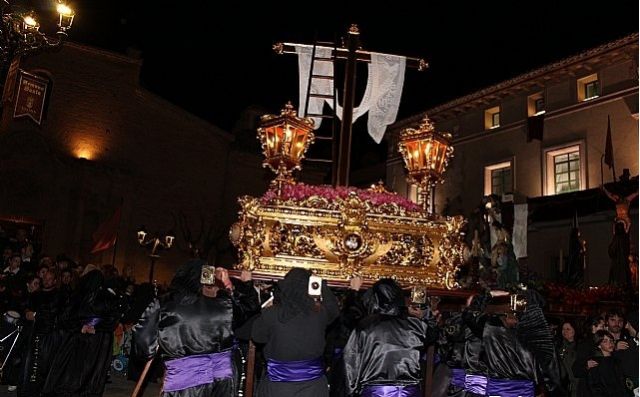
[362,278,405,316]
[276,267,314,323]
[169,259,206,297]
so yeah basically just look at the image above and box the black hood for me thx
[363,278,405,316]
[277,267,314,323]
[77,269,104,293]
[169,259,206,296]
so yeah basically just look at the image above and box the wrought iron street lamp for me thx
[137,227,175,283]
[257,101,315,196]
[0,0,75,66]
[398,115,454,214]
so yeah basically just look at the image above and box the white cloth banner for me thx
[295,45,406,142]
[367,52,406,143]
[513,203,528,259]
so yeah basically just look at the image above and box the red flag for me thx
[90,206,122,254]
[604,115,614,169]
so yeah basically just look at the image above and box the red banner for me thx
[90,206,122,254]
[2,56,21,104]
[13,71,49,125]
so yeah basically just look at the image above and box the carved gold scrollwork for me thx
[231,190,467,289]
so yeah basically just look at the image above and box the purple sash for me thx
[465,374,488,395]
[266,357,324,382]
[84,317,101,327]
[450,368,466,389]
[486,377,535,397]
[361,384,420,397]
[163,350,233,392]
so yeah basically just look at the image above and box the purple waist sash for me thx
[361,384,420,397]
[84,317,101,327]
[465,374,488,395]
[163,350,233,392]
[450,369,531,396]
[451,368,466,389]
[486,377,535,397]
[266,357,324,382]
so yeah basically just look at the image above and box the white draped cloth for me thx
[513,203,528,259]
[295,45,406,143]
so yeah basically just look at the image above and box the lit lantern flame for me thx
[398,115,454,213]
[257,102,315,195]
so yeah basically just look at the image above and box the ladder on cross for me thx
[302,36,340,185]
[274,24,428,187]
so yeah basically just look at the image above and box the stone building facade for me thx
[387,34,639,284]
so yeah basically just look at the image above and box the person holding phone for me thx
[133,260,259,397]
[251,267,339,397]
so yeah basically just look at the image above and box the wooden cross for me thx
[274,24,428,186]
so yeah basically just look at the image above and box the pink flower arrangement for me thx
[261,183,422,213]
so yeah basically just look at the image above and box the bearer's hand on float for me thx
[240,270,252,282]
[465,294,475,307]
[215,267,233,290]
[407,305,425,319]
[349,275,363,291]
[587,359,598,369]
[81,324,96,334]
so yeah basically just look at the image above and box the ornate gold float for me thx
[231,105,466,289]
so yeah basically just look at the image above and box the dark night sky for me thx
[69,1,638,135]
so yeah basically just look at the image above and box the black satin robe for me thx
[482,319,538,381]
[478,313,561,395]
[18,288,67,397]
[325,290,365,397]
[343,313,438,396]
[432,312,485,397]
[43,278,126,397]
[134,282,259,397]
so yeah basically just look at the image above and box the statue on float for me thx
[602,169,638,288]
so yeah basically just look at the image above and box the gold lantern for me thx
[398,115,454,213]
[257,102,315,195]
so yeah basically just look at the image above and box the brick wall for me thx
[0,43,269,283]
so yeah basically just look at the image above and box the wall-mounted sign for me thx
[13,70,49,125]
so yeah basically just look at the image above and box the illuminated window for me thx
[484,161,513,196]
[485,106,500,130]
[584,81,599,100]
[528,92,545,116]
[553,151,580,193]
[492,112,500,127]
[544,143,585,195]
[577,74,599,101]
